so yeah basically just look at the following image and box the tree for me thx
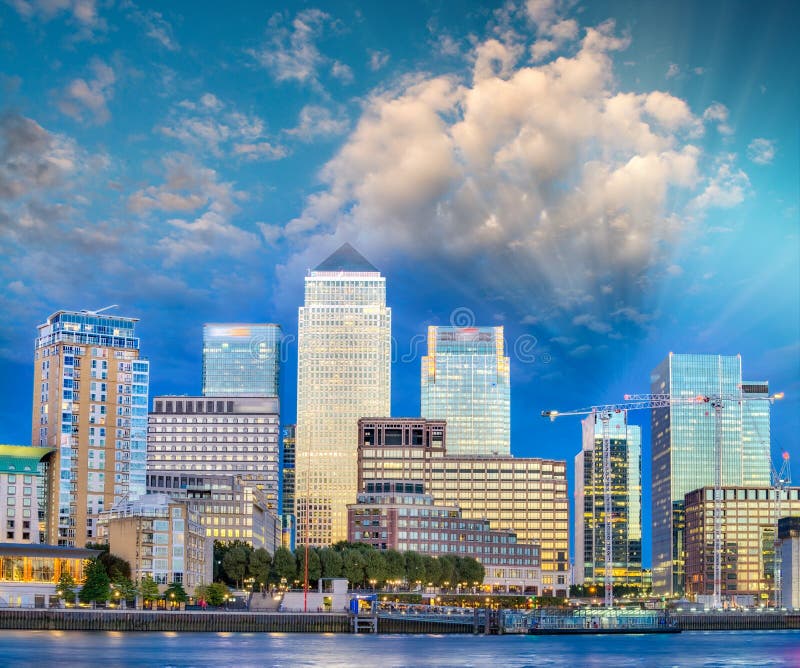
[56,572,77,605]
[318,547,343,579]
[248,548,272,589]
[202,582,228,607]
[111,577,138,607]
[438,556,459,589]
[404,551,425,586]
[222,545,249,588]
[214,540,254,584]
[271,547,296,584]
[85,542,132,581]
[422,555,441,587]
[79,559,110,604]
[458,557,485,587]
[164,581,188,608]
[383,550,406,585]
[342,549,366,588]
[295,546,322,586]
[364,549,387,587]
[139,574,160,604]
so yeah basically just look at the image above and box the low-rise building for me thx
[0,543,99,608]
[0,446,56,544]
[780,516,800,608]
[684,486,800,605]
[98,494,212,592]
[358,418,569,596]
[347,480,541,593]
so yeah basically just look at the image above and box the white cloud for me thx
[9,0,101,27]
[666,63,679,78]
[249,8,333,86]
[331,61,354,83]
[285,105,349,142]
[129,8,179,51]
[689,158,750,211]
[703,102,734,135]
[368,50,390,71]
[57,59,115,124]
[747,138,776,165]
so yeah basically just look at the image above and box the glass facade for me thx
[651,353,771,595]
[574,411,642,586]
[295,244,391,546]
[421,326,510,456]
[31,310,149,547]
[202,324,281,397]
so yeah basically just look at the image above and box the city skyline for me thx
[0,0,798,565]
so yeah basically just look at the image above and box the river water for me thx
[1,630,798,667]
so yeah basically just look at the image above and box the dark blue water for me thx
[1,630,798,667]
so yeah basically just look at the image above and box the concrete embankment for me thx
[675,613,800,631]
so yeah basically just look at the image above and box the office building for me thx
[147,396,281,551]
[31,309,149,546]
[202,323,281,397]
[651,353,772,596]
[281,425,296,550]
[99,493,212,590]
[295,243,391,546]
[0,446,56,544]
[684,486,800,605]
[358,418,569,595]
[574,412,642,586]
[779,517,800,608]
[421,326,510,456]
[348,480,542,593]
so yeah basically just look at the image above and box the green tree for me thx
[404,551,425,586]
[139,574,160,604]
[422,555,441,587]
[164,581,188,607]
[214,540,254,584]
[271,547,296,584]
[56,572,77,605]
[439,556,458,589]
[458,557,485,587]
[222,544,250,588]
[85,542,132,581]
[383,550,406,585]
[79,559,111,604]
[364,549,387,587]
[248,548,272,590]
[318,547,343,579]
[111,577,138,607]
[342,549,366,588]
[203,582,229,607]
[296,546,322,586]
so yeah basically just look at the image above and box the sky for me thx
[1,0,798,565]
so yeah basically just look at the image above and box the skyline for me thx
[1,0,798,566]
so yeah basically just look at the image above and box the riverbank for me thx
[0,609,798,633]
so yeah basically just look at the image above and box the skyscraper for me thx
[295,243,391,546]
[31,309,149,546]
[574,411,642,587]
[281,425,296,550]
[651,353,771,596]
[421,326,510,456]
[202,323,281,397]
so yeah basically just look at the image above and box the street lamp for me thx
[170,592,175,610]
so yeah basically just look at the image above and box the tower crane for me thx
[771,451,791,608]
[543,390,783,609]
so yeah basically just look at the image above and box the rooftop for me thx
[313,242,379,273]
[0,445,56,475]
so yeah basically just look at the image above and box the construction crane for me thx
[771,451,791,608]
[543,390,783,609]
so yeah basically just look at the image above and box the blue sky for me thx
[1,0,798,564]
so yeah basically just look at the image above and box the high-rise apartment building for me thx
[281,425,296,550]
[202,323,281,397]
[684,487,800,605]
[147,395,281,551]
[574,412,642,587]
[31,309,149,546]
[651,353,771,596]
[0,446,56,544]
[295,244,391,546]
[357,418,569,595]
[421,326,510,456]
[780,517,800,608]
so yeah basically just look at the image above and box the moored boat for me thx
[528,608,681,635]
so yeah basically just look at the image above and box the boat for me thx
[528,608,681,635]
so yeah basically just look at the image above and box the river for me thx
[1,630,798,666]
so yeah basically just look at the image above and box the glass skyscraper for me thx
[295,243,391,546]
[421,326,510,456]
[202,323,281,397]
[32,309,149,546]
[651,353,771,596]
[574,411,642,587]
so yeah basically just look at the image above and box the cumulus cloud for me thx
[159,94,287,161]
[285,105,349,142]
[747,138,776,165]
[272,17,749,343]
[57,59,115,124]
[368,50,390,71]
[703,102,733,135]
